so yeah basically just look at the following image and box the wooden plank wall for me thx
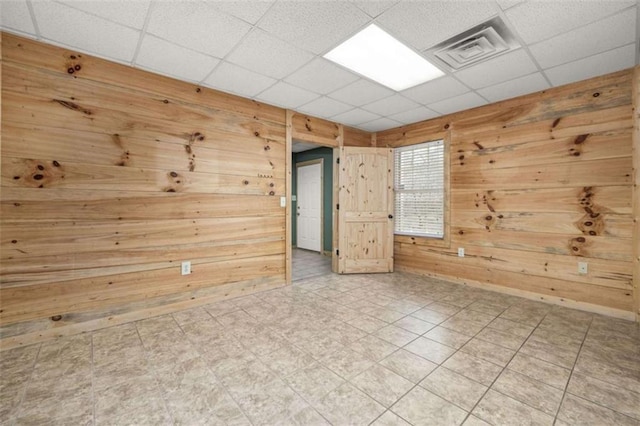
[378,69,636,319]
[0,33,292,346]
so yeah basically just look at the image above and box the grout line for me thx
[130,1,154,66]
[24,0,41,40]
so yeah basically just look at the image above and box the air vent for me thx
[425,17,520,71]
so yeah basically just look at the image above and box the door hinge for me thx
[336,204,339,210]
[336,249,339,256]
[336,158,340,164]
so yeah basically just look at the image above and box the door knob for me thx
[388,214,394,219]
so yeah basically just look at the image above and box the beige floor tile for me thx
[284,362,345,403]
[462,415,492,425]
[375,325,420,347]
[164,380,244,425]
[420,367,488,411]
[234,378,309,426]
[393,316,437,335]
[486,317,535,338]
[557,393,639,426]
[507,352,571,390]
[475,327,527,351]
[349,335,399,362]
[439,317,487,337]
[368,307,407,323]
[411,308,451,324]
[259,343,315,377]
[519,338,578,369]
[392,386,468,426]
[427,302,463,316]
[492,369,563,416]
[317,382,385,426]
[379,349,438,384]
[351,364,414,407]
[442,352,503,386]
[286,405,331,425]
[472,389,554,426]
[348,315,389,333]
[567,372,640,420]
[404,337,457,364]
[371,410,412,425]
[574,350,640,394]
[386,300,423,315]
[460,338,516,367]
[320,347,374,379]
[423,326,472,350]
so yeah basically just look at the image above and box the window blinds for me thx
[394,140,445,238]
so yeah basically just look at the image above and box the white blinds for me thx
[394,140,445,238]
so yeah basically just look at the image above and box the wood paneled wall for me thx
[378,69,636,319]
[0,33,293,346]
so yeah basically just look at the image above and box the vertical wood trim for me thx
[371,132,377,147]
[332,147,340,273]
[632,66,640,322]
[386,148,394,272]
[285,110,293,284]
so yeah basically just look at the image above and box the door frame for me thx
[285,111,345,284]
[295,159,324,253]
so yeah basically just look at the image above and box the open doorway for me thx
[291,140,333,281]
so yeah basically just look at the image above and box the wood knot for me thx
[592,92,600,97]
[37,165,44,171]
[52,160,61,167]
[163,99,169,104]
[269,191,275,196]
[197,135,204,141]
[67,67,75,74]
[70,55,77,59]
[264,145,271,151]
[254,131,260,137]
[11,240,17,244]
[584,221,593,226]
[13,176,20,180]
[51,315,62,322]
[74,64,81,71]
[196,88,201,93]
[458,155,464,160]
[576,237,586,243]
[243,180,249,185]
[14,203,20,206]
[269,183,274,187]
[33,174,44,180]
[166,188,176,192]
[170,171,178,178]
[485,215,492,221]
[444,124,450,130]
[458,230,464,235]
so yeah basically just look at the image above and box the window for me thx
[394,140,445,238]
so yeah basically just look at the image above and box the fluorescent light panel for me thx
[324,24,444,91]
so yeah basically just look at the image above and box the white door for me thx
[297,162,322,252]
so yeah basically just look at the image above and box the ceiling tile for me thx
[1,0,35,35]
[544,43,636,86]
[257,1,370,54]
[284,58,359,95]
[226,29,314,79]
[495,0,526,10]
[427,92,488,115]
[376,1,499,51]
[529,8,636,69]
[57,0,150,29]
[298,97,354,118]
[454,49,538,89]
[505,0,635,44]
[255,81,320,109]
[351,1,399,18]
[328,79,394,106]
[212,0,275,25]
[31,1,140,63]
[203,62,276,98]
[146,2,251,58]
[388,106,440,125]
[358,117,403,132]
[401,76,469,105]
[136,35,219,82]
[477,73,550,103]
[361,94,420,116]
[331,108,381,126]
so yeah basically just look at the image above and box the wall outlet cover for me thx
[458,247,465,257]
[280,196,287,207]
[181,261,191,275]
[578,262,588,274]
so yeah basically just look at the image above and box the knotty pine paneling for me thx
[379,68,636,317]
[0,33,293,342]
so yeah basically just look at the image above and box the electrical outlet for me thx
[578,262,588,275]
[458,247,465,258]
[181,261,191,276]
[280,196,286,207]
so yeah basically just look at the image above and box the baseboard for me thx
[396,265,636,322]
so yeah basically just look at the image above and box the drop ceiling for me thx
[1,0,638,132]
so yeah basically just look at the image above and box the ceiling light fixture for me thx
[324,24,444,91]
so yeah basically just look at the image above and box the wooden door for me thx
[296,162,322,252]
[337,147,394,274]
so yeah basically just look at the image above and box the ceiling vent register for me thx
[426,16,521,71]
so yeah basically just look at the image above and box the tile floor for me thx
[292,248,332,282]
[1,271,639,425]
